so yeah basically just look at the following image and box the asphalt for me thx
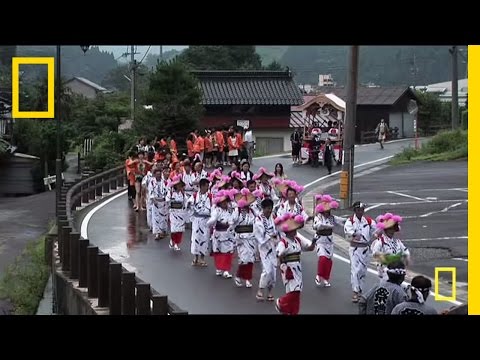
[84,138,459,313]
[249,138,429,187]
[0,152,81,315]
[320,160,468,285]
[87,195,451,314]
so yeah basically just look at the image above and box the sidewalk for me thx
[0,152,81,315]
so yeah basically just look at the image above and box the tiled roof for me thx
[66,77,109,92]
[315,86,417,106]
[192,70,304,106]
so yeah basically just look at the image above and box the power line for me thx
[139,46,152,65]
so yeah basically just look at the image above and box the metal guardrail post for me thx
[121,272,136,315]
[136,283,151,315]
[87,246,99,298]
[78,238,89,288]
[97,253,110,307]
[69,232,80,279]
[109,263,122,315]
[62,226,72,271]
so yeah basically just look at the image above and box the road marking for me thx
[452,258,468,262]
[80,189,128,239]
[353,188,468,194]
[387,190,430,202]
[80,189,137,273]
[425,197,438,201]
[304,155,394,189]
[254,152,289,160]
[364,199,467,206]
[296,232,462,306]
[365,203,385,212]
[419,202,463,218]
[402,236,468,242]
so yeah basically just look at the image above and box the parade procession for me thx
[124,130,435,316]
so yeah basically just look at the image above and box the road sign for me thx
[237,120,250,129]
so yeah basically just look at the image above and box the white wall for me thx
[390,112,415,138]
[389,112,403,137]
[253,129,292,152]
[402,112,415,137]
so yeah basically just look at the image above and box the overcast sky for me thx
[99,46,187,59]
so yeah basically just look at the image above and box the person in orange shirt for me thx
[125,151,137,202]
[214,128,225,166]
[186,134,195,162]
[194,132,205,163]
[236,128,244,149]
[204,130,213,168]
[169,135,178,158]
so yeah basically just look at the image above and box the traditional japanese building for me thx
[192,70,303,155]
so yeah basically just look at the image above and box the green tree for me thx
[264,60,285,71]
[179,46,262,70]
[416,91,451,134]
[133,59,203,140]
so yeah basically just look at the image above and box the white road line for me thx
[296,233,462,306]
[387,190,430,202]
[304,155,394,189]
[352,188,468,195]
[402,236,468,242]
[452,258,468,262]
[365,203,385,212]
[80,189,128,239]
[419,202,463,218]
[253,152,288,160]
[365,199,468,206]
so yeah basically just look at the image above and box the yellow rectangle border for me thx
[469,45,478,314]
[434,267,456,302]
[12,57,55,118]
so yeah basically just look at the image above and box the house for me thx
[65,77,112,99]
[0,95,12,139]
[414,78,467,107]
[306,86,419,143]
[192,70,304,155]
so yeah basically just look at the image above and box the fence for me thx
[54,165,188,315]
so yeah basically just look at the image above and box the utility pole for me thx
[55,45,62,217]
[450,46,459,129]
[127,45,139,121]
[411,53,418,90]
[160,45,163,61]
[340,46,359,209]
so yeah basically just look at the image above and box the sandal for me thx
[256,293,265,301]
[267,295,275,302]
[352,294,359,303]
[191,260,199,266]
[198,261,208,267]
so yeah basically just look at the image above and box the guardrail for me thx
[55,165,188,315]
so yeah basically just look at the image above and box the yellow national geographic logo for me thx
[11,57,55,118]
[434,267,457,302]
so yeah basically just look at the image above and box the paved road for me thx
[250,138,428,188]
[86,195,452,314]
[323,160,468,288]
[83,138,460,313]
